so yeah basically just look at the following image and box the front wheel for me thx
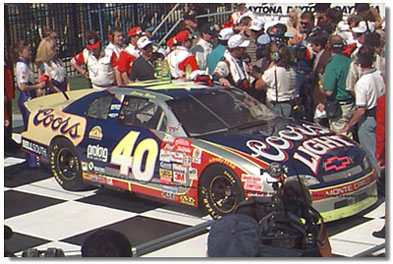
[50,138,93,191]
[199,165,245,219]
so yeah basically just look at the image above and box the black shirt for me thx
[129,56,155,81]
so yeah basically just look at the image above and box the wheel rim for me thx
[209,175,239,214]
[57,148,79,181]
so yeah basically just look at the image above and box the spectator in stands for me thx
[207,27,234,75]
[339,46,385,176]
[140,20,154,39]
[82,229,132,257]
[212,35,252,93]
[118,27,142,85]
[10,40,45,168]
[35,37,69,94]
[207,214,260,257]
[167,30,202,80]
[129,36,155,82]
[257,44,297,117]
[181,11,199,41]
[71,31,117,89]
[105,26,125,85]
[191,22,218,73]
[319,35,354,138]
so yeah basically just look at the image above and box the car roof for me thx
[108,80,224,101]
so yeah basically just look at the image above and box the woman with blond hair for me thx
[287,7,303,45]
[35,36,69,94]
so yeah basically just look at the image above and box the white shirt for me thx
[16,60,35,86]
[124,43,140,58]
[105,42,123,58]
[354,68,385,110]
[41,59,67,83]
[263,66,296,103]
[191,38,213,73]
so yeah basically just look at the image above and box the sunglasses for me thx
[300,21,309,26]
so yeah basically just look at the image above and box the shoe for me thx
[372,226,385,238]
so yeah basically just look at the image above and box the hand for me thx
[317,103,325,112]
[337,124,349,135]
[83,70,89,78]
[36,88,44,97]
[377,160,385,169]
[38,82,46,89]
[219,78,231,87]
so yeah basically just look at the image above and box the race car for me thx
[21,79,378,221]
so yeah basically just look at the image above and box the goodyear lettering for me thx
[33,109,80,138]
[208,157,236,170]
[180,196,195,206]
[87,144,108,162]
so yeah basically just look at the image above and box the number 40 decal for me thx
[111,131,159,182]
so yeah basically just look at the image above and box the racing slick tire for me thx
[50,138,93,191]
[199,164,245,219]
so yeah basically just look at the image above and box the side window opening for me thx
[86,94,113,120]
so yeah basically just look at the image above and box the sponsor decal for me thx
[171,152,184,164]
[167,124,180,133]
[173,164,187,184]
[87,144,108,162]
[81,161,88,172]
[106,178,113,185]
[241,174,263,184]
[163,134,175,144]
[33,109,81,139]
[159,168,173,182]
[312,173,376,201]
[87,161,106,174]
[110,104,121,111]
[160,161,172,170]
[22,139,47,156]
[162,187,177,200]
[180,196,195,206]
[246,124,353,174]
[108,113,119,118]
[159,149,171,162]
[174,138,192,147]
[174,145,193,154]
[183,155,191,166]
[192,148,202,164]
[208,157,236,170]
[88,161,95,171]
[244,182,264,192]
[189,168,198,180]
[324,156,351,172]
[161,143,175,151]
[130,90,156,99]
[89,126,103,140]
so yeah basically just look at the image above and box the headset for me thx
[109,26,123,43]
[271,43,285,63]
[364,20,371,35]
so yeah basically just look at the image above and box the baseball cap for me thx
[128,26,142,37]
[201,22,218,35]
[227,34,250,49]
[257,34,271,45]
[218,27,234,40]
[137,36,152,49]
[140,21,154,33]
[176,30,191,42]
[167,36,177,48]
[87,37,100,50]
[352,20,374,34]
[250,17,265,31]
[207,214,260,257]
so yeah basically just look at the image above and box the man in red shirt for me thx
[118,26,142,85]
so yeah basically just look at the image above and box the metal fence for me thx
[4,3,232,76]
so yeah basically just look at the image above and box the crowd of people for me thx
[4,3,386,254]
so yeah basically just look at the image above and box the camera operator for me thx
[257,43,297,117]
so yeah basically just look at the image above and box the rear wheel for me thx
[50,138,93,191]
[199,165,245,219]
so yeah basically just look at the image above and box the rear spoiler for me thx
[24,89,97,113]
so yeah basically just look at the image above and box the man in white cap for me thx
[129,36,155,82]
[207,27,234,75]
[212,34,252,93]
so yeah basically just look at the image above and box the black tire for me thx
[50,138,92,191]
[199,164,245,219]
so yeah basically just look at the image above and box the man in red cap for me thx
[71,31,117,89]
[117,26,142,85]
[166,30,203,80]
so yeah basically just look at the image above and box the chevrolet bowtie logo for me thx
[324,156,351,171]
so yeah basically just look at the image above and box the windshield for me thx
[167,88,277,136]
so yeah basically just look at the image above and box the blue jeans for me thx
[358,116,380,176]
[271,102,292,118]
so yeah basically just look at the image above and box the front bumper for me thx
[310,170,378,222]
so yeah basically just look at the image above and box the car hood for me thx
[201,117,366,181]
